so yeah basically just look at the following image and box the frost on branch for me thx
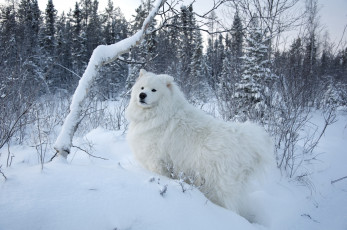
[53,0,166,159]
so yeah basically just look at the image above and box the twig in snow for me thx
[301,214,320,223]
[72,145,109,161]
[331,176,347,184]
[0,165,7,181]
[160,184,168,196]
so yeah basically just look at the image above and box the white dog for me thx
[126,69,273,220]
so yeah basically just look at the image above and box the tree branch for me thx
[72,145,109,161]
[53,0,167,160]
[0,165,7,181]
[331,176,347,184]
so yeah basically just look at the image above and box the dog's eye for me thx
[152,89,157,92]
[141,87,144,90]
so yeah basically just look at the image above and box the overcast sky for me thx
[0,0,346,47]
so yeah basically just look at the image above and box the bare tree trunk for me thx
[53,0,166,159]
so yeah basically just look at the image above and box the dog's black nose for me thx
[139,92,147,100]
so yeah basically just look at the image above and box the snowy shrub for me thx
[0,88,130,167]
[74,93,129,136]
[163,162,205,193]
[263,75,338,179]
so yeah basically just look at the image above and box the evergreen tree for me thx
[205,33,225,91]
[303,33,317,77]
[18,0,41,57]
[41,0,58,88]
[231,9,243,62]
[71,2,87,76]
[188,26,207,102]
[155,25,171,73]
[127,0,157,90]
[17,0,47,93]
[333,48,347,83]
[319,32,333,77]
[214,34,225,86]
[42,0,56,53]
[234,16,272,121]
[218,55,232,99]
[166,15,180,75]
[85,0,101,56]
[56,11,75,89]
[97,0,129,99]
[301,0,320,105]
[205,38,215,89]
[215,10,244,114]
[177,5,195,94]
[0,4,18,71]
[230,9,243,79]
[287,37,304,103]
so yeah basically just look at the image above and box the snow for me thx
[1,110,347,230]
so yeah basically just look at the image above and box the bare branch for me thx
[54,63,81,79]
[335,23,347,53]
[72,145,109,161]
[152,0,230,35]
[193,0,230,18]
[0,165,7,181]
[331,176,347,184]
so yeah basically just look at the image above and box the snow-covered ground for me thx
[0,110,346,230]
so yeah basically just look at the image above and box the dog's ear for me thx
[139,69,147,78]
[162,74,174,89]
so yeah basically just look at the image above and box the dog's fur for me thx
[125,69,273,219]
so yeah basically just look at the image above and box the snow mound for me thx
[0,129,256,230]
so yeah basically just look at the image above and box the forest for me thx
[0,0,347,180]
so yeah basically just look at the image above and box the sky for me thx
[318,0,347,46]
[0,0,346,48]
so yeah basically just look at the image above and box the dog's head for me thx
[131,69,174,109]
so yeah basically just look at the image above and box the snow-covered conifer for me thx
[234,15,272,121]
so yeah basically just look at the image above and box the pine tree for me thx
[126,0,157,90]
[205,32,225,92]
[301,0,321,105]
[214,34,225,86]
[18,0,41,57]
[230,9,243,78]
[17,0,47,93]
[215,10,244,120]
[56,11,75,89]
[97,0,129,99]
[41,0,58,88]
[85,0,101,56]
[71,2,87,76]
[303,33,317,78]
[167,15,180,75]
[178,5,195,93]
[231,9,243,61]
[103,0,116,44]
[286,37,304,104]
[216,34,230,103]
[0,4,18,70]
[205,38,215,89]
[218,55,233,100]
[234,16,272,121]
[42,0,56,53]
[189,26,207,102]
